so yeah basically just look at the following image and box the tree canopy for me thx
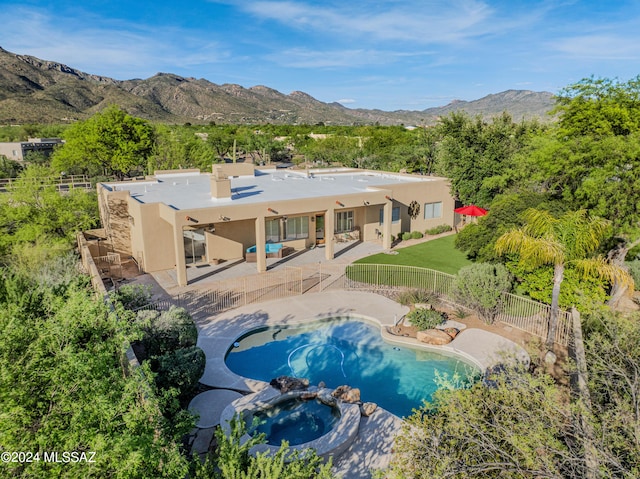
[52,105,155,177]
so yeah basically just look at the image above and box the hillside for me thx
[0,47,555,125]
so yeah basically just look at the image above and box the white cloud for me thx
[336,98,356,104]
[0,6,232,79]
[241,0,497,44]
[268,47,433,68]
[552,34,640,60]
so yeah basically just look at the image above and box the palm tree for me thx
[495,208,633,351]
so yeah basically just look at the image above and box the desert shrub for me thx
[411,231,424,239]
[452,263,512,323]
[110,284,152,310]
[136,305,198,357]
[152,345,205,399]
[402,232,412,241]
[407,307,447,330]
[425,224,453,235]
[397,288,438,306]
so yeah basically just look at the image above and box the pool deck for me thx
[195,290,528,479]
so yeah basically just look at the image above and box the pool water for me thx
[226,318,479,417]
[246,397,340,446]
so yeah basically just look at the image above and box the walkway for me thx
[195,291,528,479]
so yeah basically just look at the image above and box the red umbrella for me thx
[454,204,488,216]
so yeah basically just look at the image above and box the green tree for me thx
[0,165,99,263]
[495,209,632,350]
[52,105,155,177]
[536,77,640,303]
[434,112,538,207]
[455,191,563,262]
[0,274,190,478]
[387,367,581,479]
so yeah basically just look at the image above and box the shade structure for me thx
[454,204,488,216]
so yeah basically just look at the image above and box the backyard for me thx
[354,234,472,275]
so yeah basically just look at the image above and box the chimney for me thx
[211,166,231,199]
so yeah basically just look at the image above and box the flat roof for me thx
[102,169,439,211]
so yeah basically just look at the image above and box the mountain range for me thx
[0,47,555,125]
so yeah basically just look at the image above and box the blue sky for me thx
[1,0,639,111]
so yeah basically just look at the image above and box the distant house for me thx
[96,165,456,286]
[0,138,64,162]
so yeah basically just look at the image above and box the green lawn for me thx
[354,234,472,275]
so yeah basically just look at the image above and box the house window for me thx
[335,210,354,233]
[379,207,401,224]
[424,201,443,219]
[284,216,309,240]
[265,218,280,242]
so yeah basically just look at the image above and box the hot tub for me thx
[220,388,360,460]
[245,396,341,446]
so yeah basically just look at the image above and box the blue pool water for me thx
[225,318,479,417]
[246,397,340,446]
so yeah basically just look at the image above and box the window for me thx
[284,216,309,240]
[424,201,443,219]
[265,218,280,243]
[335,210,354,233]
[380,207,401,224]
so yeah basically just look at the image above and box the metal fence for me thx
[340,264,572,346]
[175,267,315,317]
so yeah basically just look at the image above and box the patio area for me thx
[152,239,385,295]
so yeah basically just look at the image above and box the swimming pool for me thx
[225,318,479,417]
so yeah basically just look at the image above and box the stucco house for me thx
[96,164,456,286]
[0,138,64,161]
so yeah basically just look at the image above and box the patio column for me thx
[174,225,188,287]
[255,216,267,273]
[382,201,392,250]
[325,208,335,260]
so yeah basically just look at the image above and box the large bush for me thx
[152,345,205,399]
[135,305,198,358]
[452,263,512,323]
[110,283,152,310]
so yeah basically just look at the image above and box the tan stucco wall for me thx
[128,200,176,272]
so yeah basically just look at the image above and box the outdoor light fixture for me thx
[336,200,344,207]
[219,215,230,221]
[364,201,370,205]
[385,195,392,200]
[267,207,278,214]
[185,215,199,223]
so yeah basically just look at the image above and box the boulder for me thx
[417,329,453,345]
[317,388,338,407]
[300,391,317,401]
[332,385,361,403]
[269,376,309,393]
[360,402,378,417]
[442,327,460,339]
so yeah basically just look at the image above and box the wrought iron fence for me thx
[340,264,572,346]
